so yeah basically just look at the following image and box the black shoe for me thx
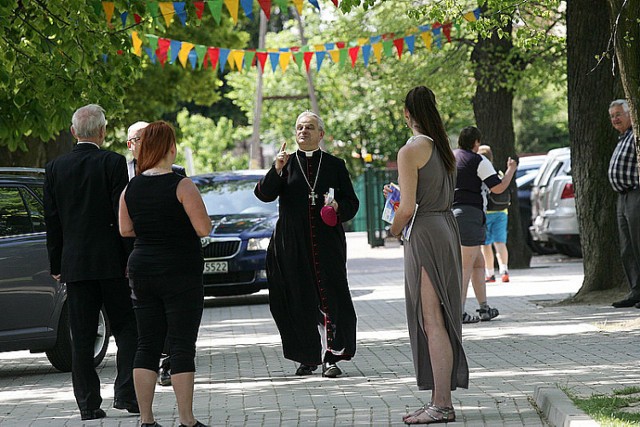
[295,364,318,376]
[612,298,640,308]
[322,362,342,378]
[178,421,208,427]
[634,301,640,309]
[158,367,171,386]
[141,423,163,427]
[113,399,140,414]
[80,408,106,420]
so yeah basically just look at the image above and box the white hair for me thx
[127,121,149,140]
[609,99,629,112]
[296,111,325,132]
[71,104,106,139]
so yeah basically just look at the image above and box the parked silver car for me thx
[529,147,582,257]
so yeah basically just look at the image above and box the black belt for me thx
[619,187,639,194]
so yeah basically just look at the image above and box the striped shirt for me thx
[608,128,639,193]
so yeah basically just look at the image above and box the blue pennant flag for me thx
[240,0,253,20]
[144,47,157,64]
[121,11,128,28]
[405,35,415,54]
[173,2,187,25]
[170,40,181,64]
[269,52,279,72]
[188,50,198,69]
[361,44,371,67]
[315,51,326,71]
[218,48,230,72]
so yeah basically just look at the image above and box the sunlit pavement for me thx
[1,232,638,426]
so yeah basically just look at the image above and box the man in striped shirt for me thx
[608,99,640,308]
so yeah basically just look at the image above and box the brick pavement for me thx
[1,232,639,426]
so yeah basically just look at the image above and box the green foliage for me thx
[175,109,250,173]
[565,386,640,427]
[0,1,139,150]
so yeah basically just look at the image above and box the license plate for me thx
[203,261,228,274]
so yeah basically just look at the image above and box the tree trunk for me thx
[608,0,640,145]
[0,131,74,167]
[567,0,625,296]
[249,11,267,170]
[471,21,531,268]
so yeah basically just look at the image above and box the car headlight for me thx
[247,237,270,251]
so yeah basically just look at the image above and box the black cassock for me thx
[255,149,359,366]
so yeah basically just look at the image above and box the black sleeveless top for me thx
[125,172,204,278]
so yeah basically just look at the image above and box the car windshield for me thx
[198,178,277,216]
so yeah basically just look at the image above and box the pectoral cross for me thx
[309,191,318,206]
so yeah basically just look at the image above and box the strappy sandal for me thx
[477,306,499,321]
[462,312,480,324]
[404,404,455,424]
[402,404,428,422]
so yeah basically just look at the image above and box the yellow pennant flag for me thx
[223,0,239,23]
[178,42,194,68]
[131,31,143,56]
[421,32,433,51]
[229,50,245,71]
[357,38,369,46]
[463,11,477,22]
[313,44,325,52]
[279,52,292,73]
[292,0,303,14]
[158,2,175,27]
[371,43,383,63]
[328,49,340,63]
[102,2,115,24]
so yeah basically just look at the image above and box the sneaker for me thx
[501,273,510,283]
[477,306,499,321]
[322,362,342,378]
[462,312,480,324]
[486,275,496,283]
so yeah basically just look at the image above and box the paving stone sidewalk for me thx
[1,232,639,426]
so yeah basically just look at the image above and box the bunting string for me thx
[102,0,330,27]
[128,8,481,74]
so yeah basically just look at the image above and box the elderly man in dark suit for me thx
[44,104,139,421]
[126,120,187,179]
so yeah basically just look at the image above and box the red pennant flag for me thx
[194,2,205,19]
[157,38,171,66]
[133,13,142,24]
[336,41,346,49]
[256,51,268,72]
[290,46,300,52]
[206,47,220,70]
[257,0,271,19]
[331,0,338,6]
[303,51,314,72]
[348,46,360,67]
[442,22,452,42]
[393,38,404,59]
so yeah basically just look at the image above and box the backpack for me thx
[487,188,511,211]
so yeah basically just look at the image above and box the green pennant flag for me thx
[273,0,288,9]
[382,40,393,57]
[147,34,159,52]
[301,45,310,52]
[338,48,348,67]
[208,0,223,24]
[91,0,103,16]
[244,51,256,69]
[455,22,462,38]
[147,2,159,22]
[293,51,304,69]
[195,45,207,68]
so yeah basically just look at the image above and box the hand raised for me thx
[275,142,290,173]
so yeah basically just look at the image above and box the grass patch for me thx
[563,386,640,426]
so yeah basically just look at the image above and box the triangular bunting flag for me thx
[292,0,303,14]
[315,51,326,72]
[325,42,335,50]
[331,0,338,6]
[244,50,256,69]
[208,0,223,23]
[188,50,198,69]
[348,46,359,67]
[147,34,159,52]
[170,39,182,64]
[361,44,371,67]
[240,0,253,20]
[158,2,175,27]
[421,32,432,51]
[442,23,452,42]
[473,7,481,19]
[131,31,143,56]
[258,0,271,19]
[372,42,383,63]
[338,48,347,67]
[157,37,171,66]
[195,45,207,68]
[102,2,115,24]
[256,51,268,72]
[463,11,476,22]
[279,52,292,73]
[382,40,393,57]
[178,42,194,67]
[134,13,142,24]
[273,0,288,10]
[393,38,404,59]
[269,52,280,72]
[144,47,157,64]
[218,48,231,72]
[308,0,320,10]
[120,11,128,28]
[147,2,159,22]
[293,51,304,69]
[303,51,314,72]
[173,2,187,26]
[194,1,205,19]
[223,0,239,23]
[206,47,220,70]
[328,49,340,63]
[405,35,415,54]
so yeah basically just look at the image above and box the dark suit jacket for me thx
[44,143,129,283]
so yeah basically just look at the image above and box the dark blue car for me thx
[192,170,277,296]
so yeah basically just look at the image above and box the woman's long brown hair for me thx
[136,121,176,174]
[404,86,455,173]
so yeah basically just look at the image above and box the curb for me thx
[534,386,600,426]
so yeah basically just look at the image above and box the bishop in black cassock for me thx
[254,112,359,378]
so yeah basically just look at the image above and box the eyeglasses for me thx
[610,112,627,120]
[127,136,141,143]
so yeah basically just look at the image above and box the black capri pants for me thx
[130,275,204,374]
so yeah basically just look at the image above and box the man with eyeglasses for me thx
[608,100,640,308]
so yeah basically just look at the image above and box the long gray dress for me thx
[403,135,469,390]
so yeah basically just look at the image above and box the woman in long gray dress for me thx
[385,86,469,424]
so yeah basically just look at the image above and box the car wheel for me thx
[528,238,558,255]
[45,304,111,372]
[556,243,583,258]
